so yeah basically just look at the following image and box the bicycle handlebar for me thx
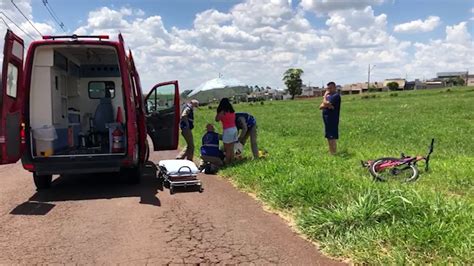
[425,138,435,171]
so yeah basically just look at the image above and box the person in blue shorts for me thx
[319,81,341,155]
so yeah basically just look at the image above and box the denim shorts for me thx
[222,127,238,144]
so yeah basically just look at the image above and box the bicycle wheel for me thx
[370,158,419,182]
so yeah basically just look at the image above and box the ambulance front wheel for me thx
[33,173,52,190]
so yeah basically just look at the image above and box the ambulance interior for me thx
[29,45,127,158]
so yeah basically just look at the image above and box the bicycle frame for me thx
[363,139,435,172]
[374,157,417,171]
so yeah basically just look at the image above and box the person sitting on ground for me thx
[200,124,225,173]
[235,112,259,159]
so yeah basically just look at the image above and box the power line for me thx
[0,17,9,29]
[0,11,36,40]
[10,0,43,37]
[42,0,66,32]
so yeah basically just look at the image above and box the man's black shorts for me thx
[323,115,339,139]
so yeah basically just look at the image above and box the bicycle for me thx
[361,139,435,182]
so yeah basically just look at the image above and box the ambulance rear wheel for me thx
[33,173,52,190]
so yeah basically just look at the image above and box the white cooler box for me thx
[157,160,203,194]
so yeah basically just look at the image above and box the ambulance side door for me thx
[145,81,180,151]
[0,30,25,165]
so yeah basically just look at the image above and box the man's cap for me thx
[327,81,336,86]
[191,99,199,105]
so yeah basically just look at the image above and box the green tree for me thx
[447,77,465,86]
[283,68,304,99]
[387,81,399,91]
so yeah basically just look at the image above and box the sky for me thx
[1,0,473,91]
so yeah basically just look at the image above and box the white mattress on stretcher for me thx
[158,159,200,176]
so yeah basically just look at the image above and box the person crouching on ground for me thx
[200,124,225,173]
[215,98,237,164]
[177,99,199,161]
[235,112,259,159]
[319,81,341,155]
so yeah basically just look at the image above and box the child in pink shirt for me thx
[215,98,237,164]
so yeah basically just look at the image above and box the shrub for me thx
[387,82,399,91]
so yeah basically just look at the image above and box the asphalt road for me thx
[0,150,343,265]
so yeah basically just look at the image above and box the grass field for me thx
[187,86,474,264]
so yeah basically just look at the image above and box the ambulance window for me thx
[149,84,175,112]
[88,81,115,99]
[6,63,18,98]
[146,89,157,113]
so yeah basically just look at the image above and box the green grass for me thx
[187,87,474,264]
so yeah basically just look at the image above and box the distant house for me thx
[437,71,470,86]
[299,85,325,97]
[467,75,474,86]
[424,80,445,89]
[383,78,406,90]
[342,83,364,94]
[437,71,468,79]
[405,79,425,90]
[248,87,284,101]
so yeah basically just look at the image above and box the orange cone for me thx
[116,106,123,124]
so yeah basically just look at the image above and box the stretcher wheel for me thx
[199,186,204,193]
[169,187,175,195]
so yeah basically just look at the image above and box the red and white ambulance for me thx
[0,30,180,189]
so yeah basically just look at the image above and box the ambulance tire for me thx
[33,173,52,190]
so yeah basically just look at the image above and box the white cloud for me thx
[301,0,384,13]
[324,6,390,47]
[0,0,56,61]
[394,16,440,33]
[405,22,474,79]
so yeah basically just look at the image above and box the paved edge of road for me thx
[213,172,351,265]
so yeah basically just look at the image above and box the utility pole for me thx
[466,69,469,86]
[368,64,376,93]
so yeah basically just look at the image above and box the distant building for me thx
[341,81,383,94]
[467,75,474,86]
[437,71,470,86]
[405,79,425,90]
[437,71,468,79]
[424,80,445,89]
[299,85,325,97]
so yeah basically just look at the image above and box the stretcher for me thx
[157,159,203,194]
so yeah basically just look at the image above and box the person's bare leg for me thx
[249,127,259,159]
[224,143,234,164]
[328,139,337,155]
